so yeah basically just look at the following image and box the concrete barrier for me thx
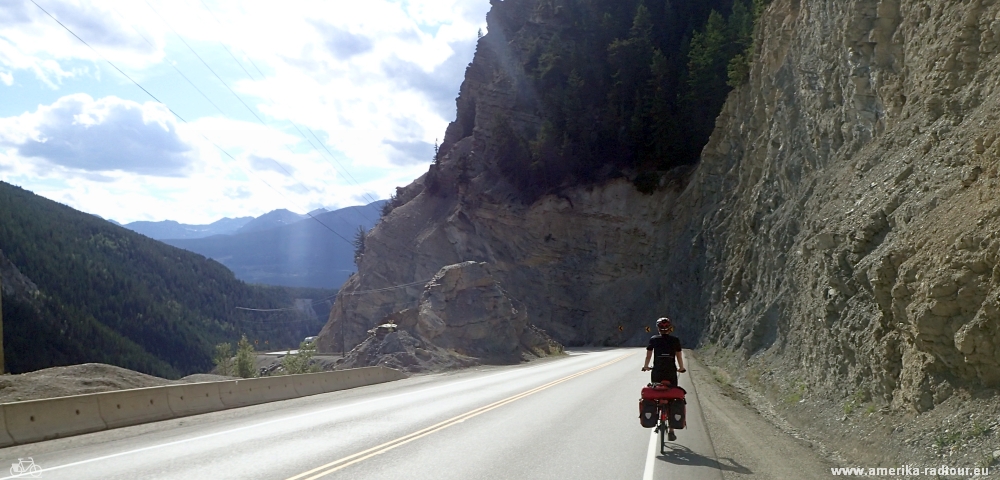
[0,405,14,448]
[219,376,298,408]
[0,366,407,445]
[290,371,329,397]
[96,386,174,429]
[290,367,401,397]
[375,366,408,382]
[166,381,226,417]
[4,394,106,444]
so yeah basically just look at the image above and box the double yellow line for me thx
[284,353,632,480]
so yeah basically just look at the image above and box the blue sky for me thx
[0,0,489,224]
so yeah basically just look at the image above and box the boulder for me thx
[338,262,562,372]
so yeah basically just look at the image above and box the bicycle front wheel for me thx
[28,464,42,478]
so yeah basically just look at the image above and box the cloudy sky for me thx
[0,0,489,224]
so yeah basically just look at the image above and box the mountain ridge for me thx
[124,216,254,240]
[164,201,384,289]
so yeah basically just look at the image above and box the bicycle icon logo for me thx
[9,457,42,477]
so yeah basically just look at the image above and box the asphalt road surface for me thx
[0,349,729,480]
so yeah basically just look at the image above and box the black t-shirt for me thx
[647,334,682,370]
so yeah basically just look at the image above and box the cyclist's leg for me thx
[661,370,678,434]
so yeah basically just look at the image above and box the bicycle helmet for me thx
[656,317,674,334]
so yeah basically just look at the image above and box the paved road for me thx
[0,349,724,480]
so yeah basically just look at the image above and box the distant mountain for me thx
[307,208,329,216]
[165,201,385,289]
[91,213,121,226]
[235,209,308,234]
[124,216,253,240]
[0,181,329,377]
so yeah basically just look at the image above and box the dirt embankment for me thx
[0,364,236,403]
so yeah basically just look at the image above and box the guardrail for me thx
[0,366,406,446]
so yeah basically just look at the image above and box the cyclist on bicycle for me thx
[641,317,686,440]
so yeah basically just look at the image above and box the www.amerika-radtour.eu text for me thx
[830,465,991,476]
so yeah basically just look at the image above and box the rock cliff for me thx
[694,0,1000,414]
[320,0,1000,420]
[336,262,561,371]
[317,0,707,360]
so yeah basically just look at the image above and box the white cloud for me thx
[0,0,491,223]
[0,0,167,83]
[0,94,195,176]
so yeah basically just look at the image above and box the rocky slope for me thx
[318,1,708,360]
[320,0,1000,456]
[695,0,1000,413]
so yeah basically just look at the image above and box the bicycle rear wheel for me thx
[659,415,669,454]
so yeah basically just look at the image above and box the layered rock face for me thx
[320,0,1000,411]
[317,1,705,358]
[691,0,1000,411]
[336,262,561,371]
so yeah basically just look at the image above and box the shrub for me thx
[212,342,233,376]
[281,340,317,374]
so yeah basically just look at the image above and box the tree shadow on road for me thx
[658,444,753,475]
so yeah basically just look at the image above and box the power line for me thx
[236,291,340,313]
[34,0,429,311]
[340,278,434,296]
[145,0,379,223]
[303,127,380,207]
[193,0,266,79]
[108,5,228,116]
[143,1,269,126]
[185,0,382,211]
[292,122,380,210]
[31,0,357,250]
[29,0,189,124]
[235,277,433,311]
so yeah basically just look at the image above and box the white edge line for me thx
[0,350,625,479]
[643,428,657,480]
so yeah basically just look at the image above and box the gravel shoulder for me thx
[687,351,837,479]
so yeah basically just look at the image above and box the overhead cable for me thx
[32,0,356,249]
[146,0,379,223]
[235,277,434,311]
[187,0,383,210]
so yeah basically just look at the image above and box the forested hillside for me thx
[464,0,764,200]
[0,182,327,378]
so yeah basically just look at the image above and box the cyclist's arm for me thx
[642,349,652,370]
[675,350,685,372]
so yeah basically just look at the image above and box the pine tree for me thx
[235,334,257,378]
[213,342,233,376]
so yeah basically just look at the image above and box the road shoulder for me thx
[687,351,836,479]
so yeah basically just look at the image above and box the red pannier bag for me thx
[640,383,686,401]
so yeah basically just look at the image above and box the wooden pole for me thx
[0,272,5,374]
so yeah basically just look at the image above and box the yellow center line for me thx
[284,353,633,480]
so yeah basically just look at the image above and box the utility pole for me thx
[0,272,5,374]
